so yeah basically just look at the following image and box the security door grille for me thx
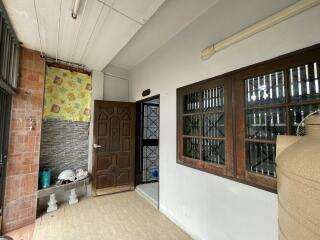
[141,103,159,183]
[136,97,160,185]
[0,89,11,213]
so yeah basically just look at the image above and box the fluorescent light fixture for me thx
[72,0,81,19]
[201,0,320,60]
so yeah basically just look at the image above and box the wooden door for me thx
[92,100,136,195]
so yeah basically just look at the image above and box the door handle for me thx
[93,144,102,149]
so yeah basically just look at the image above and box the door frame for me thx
[135,94,160,207]
[92,100,136,196]
[0,89,12,232]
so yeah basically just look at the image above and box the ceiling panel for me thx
[36,0,64,57]
[110,0,301,70]
[110,0,220,70]
[64,0,106,63]
[82,9,141,70]
[2,0,40,51]
[57,0,90,62]
[113,0,165,23]
[3,0,165,70]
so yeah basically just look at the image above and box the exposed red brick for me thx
[2,48,45,233]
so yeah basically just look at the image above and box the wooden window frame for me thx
[177,43,320,192]
[177,77,234,177]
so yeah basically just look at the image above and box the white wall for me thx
[103,64,129,101]
[129,4,320,240]
[87,70,104,194]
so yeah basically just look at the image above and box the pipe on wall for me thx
[201,0,320,60]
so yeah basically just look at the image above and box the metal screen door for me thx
[136,97,159,185]
[0,89,12,225]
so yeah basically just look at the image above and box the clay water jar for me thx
[276,115,320,240]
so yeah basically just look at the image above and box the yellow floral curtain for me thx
[43,66,92,122]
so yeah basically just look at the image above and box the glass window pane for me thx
[202,86,224,112]
[289,104,320,135]
[142,146,159,182]
[143,105,159,139]
[202,86,225,164]
[244,71,284,178]
[246,108,286,140]
[202,113,224,138]
[247,142,276,177]
[183,115,201,136]
[202,139,224,165]
[289,62,320,102]
[184,92,201,114]
[245,71,285,107]
[0,13,20,92]
[183,137,200,159]
[183,86,225,162]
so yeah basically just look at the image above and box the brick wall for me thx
[2,48,45,233]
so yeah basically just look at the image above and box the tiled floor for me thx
[6,223,34,240]
[7,191,190,240]
[135,182,159,207]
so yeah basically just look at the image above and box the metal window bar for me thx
[246,108,286,140]
[245,71,285,107]
[290,104,320,135]
[244,64,320,178]
[183,86,225,165]
[289,62,320,102]
[247,142,276,177]
[0,2,20,95]
[245,71,287,177]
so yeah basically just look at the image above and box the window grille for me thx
[244,63,320,178]
[0,2,20,95]
[177,77,233,178]
[244,71,287,177]
[289,62,319,102]
[177,44,320,191]
[182,87,225,164]
[290,104,320,134]
[288,62,320,135]
[245,71,285,106]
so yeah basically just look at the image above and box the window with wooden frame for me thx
[177,77,234,177]
[177,44,320,192]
